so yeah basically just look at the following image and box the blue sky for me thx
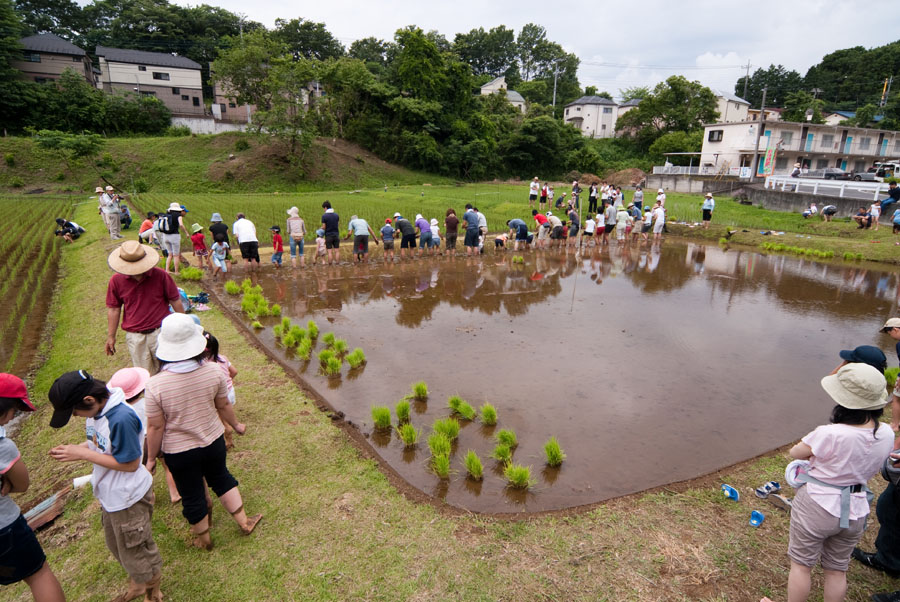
[170,0,899,100]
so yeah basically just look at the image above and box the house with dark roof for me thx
[563,95,625,138]
[96,46,204,116]
[11,33,95,86]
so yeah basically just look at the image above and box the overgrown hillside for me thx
[0,133,450,194]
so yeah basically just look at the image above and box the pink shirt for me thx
[802,422,894,520]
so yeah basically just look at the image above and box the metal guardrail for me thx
[764,175,891,201]
[652,166,724,176]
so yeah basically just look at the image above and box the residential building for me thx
[713,90,750,123]
[563,95,621,138]
[11,33,95,85]
[699,119,900,176]
[748,107,782,122]
[479,76,525,112]
[96,46,204,116]
[823,110,884,126]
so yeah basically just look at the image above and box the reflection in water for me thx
[231,241,900,513]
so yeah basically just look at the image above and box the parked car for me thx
[851,169,879,182]
[873,162,900,178]
[800,167,852,180]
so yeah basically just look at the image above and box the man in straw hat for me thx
[105,241,184,374]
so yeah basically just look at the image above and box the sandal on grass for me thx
[721,484,740,501]
[768,494,792,512]
[749,510,765,527]
[755,481,781,499]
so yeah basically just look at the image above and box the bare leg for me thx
[786,562,812,602]
[219,486,262,534]
[190,515,212,550]
[822,569,847,602]
[23,562,66,602]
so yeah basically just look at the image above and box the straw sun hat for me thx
[107,240,159,275]
[155,313,207,362]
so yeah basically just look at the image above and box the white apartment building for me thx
[713,89,750,123]
[699,120,900,176]
[479,76,525,112]
[96,46,204,116]
[563,96,623,138]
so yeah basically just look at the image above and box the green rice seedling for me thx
[240,295,257,313]
[306,320,319,338]
[491,443,512,464]
[432,454,451,479]
[273,324,284,338]
[332,339,348,355]
[543,436,566,467]
[371,406,391,429]
[464,450,483,480]
[289,325,306,340]
[718,237,729,245]
[251,284,263,294]
[270,303,281,316]
[456,401,476,421]
[281,317,291,330]
[296,338,313,360]
[251,321,263,330]
[396,423,419,447]
[224,281,241,295]
[432,418,460,442]
[346,348,366,368]
[324,356,342,376]
[504,462,535,489]
[255,300,270,317]
[479,403,498,426]
[241,278,252,292]
[323,332,336,346]
[447,395,463,413]
[496,428,518,448]
[887,367,900,389]
[395,400,410,424]
[318,349,334,364]
[427,432,451,457]
[244,309,258,321]
[412,381,428,401]
[281,332,296,348]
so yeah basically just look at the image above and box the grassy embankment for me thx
[6,197,899,601]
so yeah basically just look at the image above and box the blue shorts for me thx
[289,237,304,257]
[271,252,283,265]
[419,232,433,248]
[0,514,47,585]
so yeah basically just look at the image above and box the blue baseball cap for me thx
[839,345,887,373]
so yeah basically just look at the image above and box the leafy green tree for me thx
[103,92,170,134]
[595,91,612,100]
[803,42,900,106]
[211,31,286,118]
[25,68,106,132]
[453,25,517,78]
[392,27,446,101]
[0,0,27,134]
[616,76,717,150]
[648,131,702,165]
[14,0,84,38]
[781,90,825,123]
[32,128,106,181]
[348,37,390,73]
[619,86,649,102]
[843,103,879,127]
[273,18,344,60]
[734,64,803,107]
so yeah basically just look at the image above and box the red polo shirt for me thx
[106,267,180,333]
[533,213,548,226]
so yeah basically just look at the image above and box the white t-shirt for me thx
[529,181,539,195]
[601,185,609,200]
[657,193,666,206]
[653,207,665,224]
[644,210,653,225]
[584,218,596,233]
[595,213,605,228]
[232,218,258,243]
[802,422,893,520]
[870,203,882,218]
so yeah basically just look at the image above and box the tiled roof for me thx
[20,33,85,56]
[566,95,617,107]
[96,46,201,70]
[714,89,750,105]
[506,90,525,103]
[619,98,642,107]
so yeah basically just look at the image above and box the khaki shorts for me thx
[788,486,867,571]
[125,328,160,375]
[101,488,162,584]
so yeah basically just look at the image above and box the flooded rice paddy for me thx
[222,241,900,513]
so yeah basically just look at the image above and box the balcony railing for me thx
[764,175,892,201]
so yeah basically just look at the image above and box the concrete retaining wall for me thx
[744,186,882,221]
[171,117,247,135]
[645,175,744,196]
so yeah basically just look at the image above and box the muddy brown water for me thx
[219,241,900,513]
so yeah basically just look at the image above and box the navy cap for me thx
[48,370,95,428]
[839,345,887,373]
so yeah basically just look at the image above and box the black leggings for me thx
[588,198,597,213]
[164,435,238,524]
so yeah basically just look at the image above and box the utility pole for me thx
[749,86,767,184]
[742,60,751,99]
[551,61,562,108]
[881,76,893,107]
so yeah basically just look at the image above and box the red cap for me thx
[0,374,35,411]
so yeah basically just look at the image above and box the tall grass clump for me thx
[496,429,517,448]
[479,403,498,426]
[491,443,512,464]
[427,432,451,457]
[432,418,460,442]
[322,332,336,347]
[306,320,319,339]
[371,406,391,430]
[395,400,410,424]
[464,450,483,480]
[318,349,334,364]
[397,423,419,447]
[543,436,566,467]
[224,281,241,295]
[504,462,535,489]
[346,348,366,368]
[332,339,348,355]
[296,338,313,360]
[412,381,428,401]
[432,454,451,479]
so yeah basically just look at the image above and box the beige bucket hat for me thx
[820,363,888,411]
[155,313,207,362]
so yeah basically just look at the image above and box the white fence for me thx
[764,175,891,201]
[651,165,742,176]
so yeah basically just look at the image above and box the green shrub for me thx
[224,281,241,295]
[397,423,419,447]
[544,436,566,467]
[324,356,342,376]
[346,348,366,368]
[412,381,428,401]
[496,429,517,448]
[427,433,451,457]
[432,454,451,478]
[307,320,319,338]
[432,418,460,441]
[165,125,191,137]
[10,176,23,188]
[177,267,203,281]
[395,400,410,424]
[371,406,391,429]
[133,178,149,193]
[234,138,250,151]
[4,153,14,167]
[504,462,535,489]
[323,332,336,346]
[464,450,483,480]
[479,403,498,426]
[886,367,899,389]
[491,443,512,464]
